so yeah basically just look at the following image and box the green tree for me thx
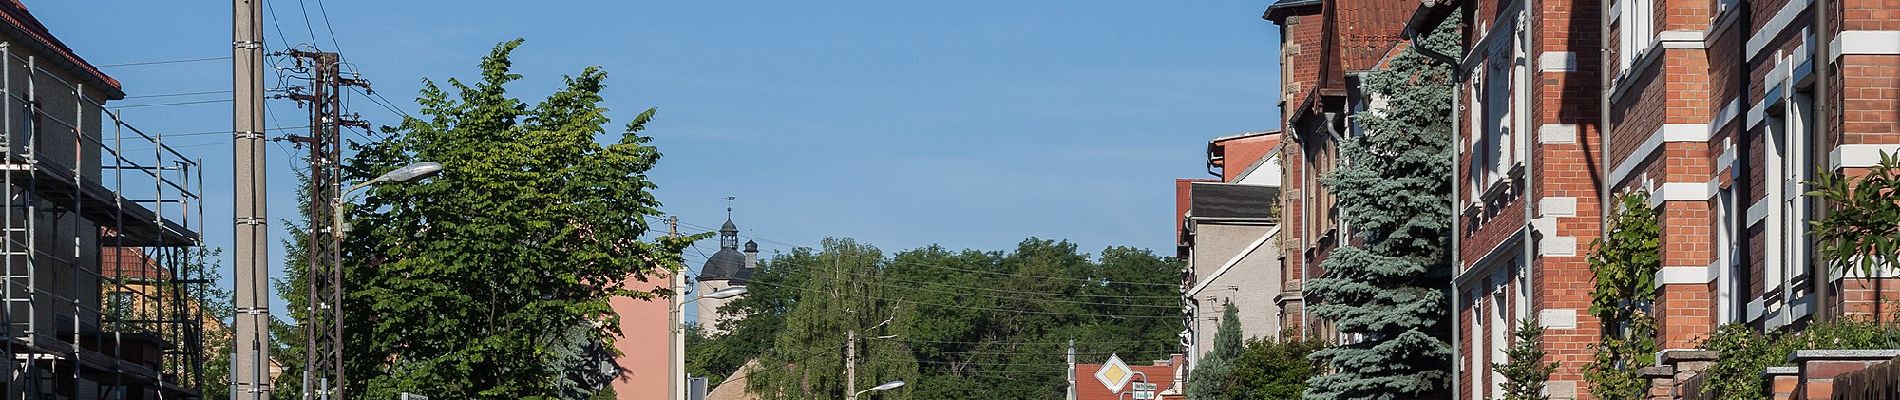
[1230,336,1324,400]
[1188,302,1243,400]
[338,39,694,399]
[1808,151,1900,324]
[684,238,1182,399]
[1301,11,1459,400]
[1583,192,1662,400]
[747,239,918,400]
[1496,319,1556,400]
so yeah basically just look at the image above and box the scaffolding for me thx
[0,41,207,399]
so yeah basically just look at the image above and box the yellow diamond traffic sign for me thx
[1094,353,1133,393]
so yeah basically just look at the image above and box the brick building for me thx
[1261,0,1418,344]
[1391,0,1900,398]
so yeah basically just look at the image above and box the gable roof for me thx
[0,0,125,99]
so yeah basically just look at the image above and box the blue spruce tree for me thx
[1301,12,1460,400]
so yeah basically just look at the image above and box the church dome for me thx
[697,248,747,282]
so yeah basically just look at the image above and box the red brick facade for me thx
[1264,0,1900,398]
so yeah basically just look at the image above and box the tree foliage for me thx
[1496,319,1556,400]
[1230,336,1325,400]
[1191,305,1322,400]
[334,39,693,399]
[1300,11,1459,400]
[1188,302,1243,399]
[690,239,1182,399]
[1807,151,1900,323]
[1583,191,1661,400]
[745,239,919,400]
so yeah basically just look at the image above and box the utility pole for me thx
[231,0,272,399]
[669,216,686,400]
[286,49,369,400]
[845,330,858,400]
[1067,339,1077,400]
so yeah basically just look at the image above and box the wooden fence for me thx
[1834,354,1900,400]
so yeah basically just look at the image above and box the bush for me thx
[1696,319,1900,400]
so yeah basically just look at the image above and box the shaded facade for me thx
[0,1,208,398]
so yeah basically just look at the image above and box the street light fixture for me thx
[699,286,748,300]
[852,380,905,399]
[676,285,749,400]
[334,162,444,234]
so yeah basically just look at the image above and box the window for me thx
[1760,75,1815,325]
[1616,0,1658,73]
[1471,12,1530,202]
[1717,186,1742,323]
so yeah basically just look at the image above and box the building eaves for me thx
[1262,0,1322,22]
[1209,130,1281,144]
[1402,1,1460,42]
[0,0,125,100]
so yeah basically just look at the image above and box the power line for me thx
[292,0,320,42]
[739,279,1179,320]
[312,0,346,58]
[110,99,232,109]
[125,90,234,100]
[679,252,1183,309]
[666,216,1182,290]
[97,56,232,68]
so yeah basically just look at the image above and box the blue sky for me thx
[30,1,1281,317]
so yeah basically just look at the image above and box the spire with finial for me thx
[719,196,739,250]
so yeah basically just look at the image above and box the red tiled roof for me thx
[1334,0,1414,73]
[1076,362,1185,400]
[0,0,125,99]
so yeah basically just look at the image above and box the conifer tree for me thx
[1497,319,1557,400]
[1188,302,1243,400]
[1301,12,1460,400]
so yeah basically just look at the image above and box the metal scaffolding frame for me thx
[0,42,207,400]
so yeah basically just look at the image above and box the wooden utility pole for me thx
[231,0,272,399]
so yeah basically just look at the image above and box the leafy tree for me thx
[747,239,918,400]
[689,239,1182,399]
[1496,319,1556,400]
[1300,11,1459,400]
[1583,191,1661,400]
[1230,336,1324,400]
[1189,302,1243,400]
[1808,151,1900,324]
[337,39,694,399]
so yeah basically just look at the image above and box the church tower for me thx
[694,215,757,334]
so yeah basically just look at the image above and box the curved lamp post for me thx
[852,380,905,399]
[333,161,444,234]
[676,286,748,400]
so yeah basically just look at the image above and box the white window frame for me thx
[1490,289,1510,400]
[1717,185,1740,323]
[1616,0,1658,73]
[1469,295,1485,400]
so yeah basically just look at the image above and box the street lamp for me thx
[305,161,444,400]
[851,380,905,399]
[333,162,444,234]
[675,285,748,400]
